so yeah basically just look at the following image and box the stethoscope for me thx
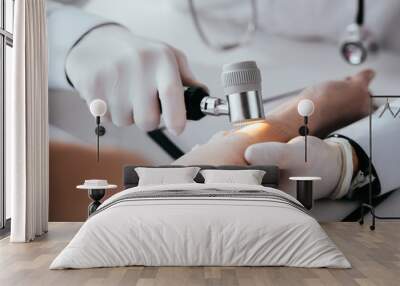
[189,0,377,65]
[340,0,378,65]
[188,0,258,51]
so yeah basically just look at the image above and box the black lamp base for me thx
[298,125,309,136]
[88,189,105,216]
[95,125,106,136]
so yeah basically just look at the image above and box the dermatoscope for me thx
[180,60,265,126]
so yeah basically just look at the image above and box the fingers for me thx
[171,46,209,93]
[132,87,160,131]
[349,69,375,87]
[156,50,186,135]
[106,71,135,127]
[289,135,326,149]
[76,42,205,133]
[245,136,319,167]
[170,47,196,84]
[79,70,134,126]
[108,98,134,126]
[287,136,328,167]
[288,135,307,144]
[244,142,289,167]
[208,130,231,143]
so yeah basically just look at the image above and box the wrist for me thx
[263,115,299,142]
[324,137,354,199]
[267,92,326,139]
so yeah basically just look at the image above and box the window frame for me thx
[0,0,13,231]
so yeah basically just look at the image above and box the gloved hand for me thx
[245,136,353,200]
[65,25,205,135]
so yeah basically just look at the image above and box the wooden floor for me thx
[0,222,399,286]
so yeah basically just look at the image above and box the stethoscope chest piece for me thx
[340,0,378,65]
[341,23,378,65]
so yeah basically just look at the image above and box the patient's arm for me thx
[173,69,374,166]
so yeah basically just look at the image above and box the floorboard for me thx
[0,222,399,286]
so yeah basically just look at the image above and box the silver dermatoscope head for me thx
[183,61,265,125]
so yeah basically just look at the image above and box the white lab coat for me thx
[47,0,112,90]
[170,0,400,53]
[336,101,400,196]
[312,103,400,221]
[47,0,400,89]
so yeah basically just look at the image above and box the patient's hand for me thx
[245,136,349,199]
[173,70,374,166]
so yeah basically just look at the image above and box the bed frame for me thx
[123,165,280,189]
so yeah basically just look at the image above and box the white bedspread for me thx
[50,183,350,269]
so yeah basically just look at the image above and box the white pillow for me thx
[135,167,200,186]
[200,169,266,185]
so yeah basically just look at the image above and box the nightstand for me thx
[77,180,117,216]
[289,176,321,210]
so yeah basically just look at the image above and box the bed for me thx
[50,165,350,269]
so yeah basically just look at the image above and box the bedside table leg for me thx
[296,180,313,210]
[88,201,102,216]
[88,189,106,216]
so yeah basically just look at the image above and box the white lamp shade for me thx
[89,99,107,117]
[297,99,315,117]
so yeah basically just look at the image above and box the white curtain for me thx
[8,0,49,242]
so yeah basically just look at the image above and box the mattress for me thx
[50,183,350,269]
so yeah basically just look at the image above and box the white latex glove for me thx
[65,25,204,135]
[245,136,348,200]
